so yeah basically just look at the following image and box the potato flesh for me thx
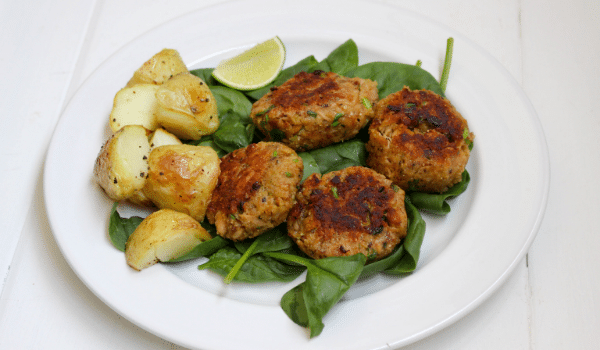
[127,128,181,207]
[109,84,160,132]
[154,233,203,262]
[125,209,212,271]
[93,125,150,201]
[126,49,189,87]
[143,144,220,222]
[155,72,219,140]
[149,128,182,150]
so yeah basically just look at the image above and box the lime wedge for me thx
[212,36,286,91]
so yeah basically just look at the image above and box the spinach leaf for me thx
[198,227,305,283]
[198,246,305,283]
[108,202,143,252]
[279,284,309,330]
[359,197,426,276]
[383,197,426,274]
[193,139,227,158]
[212,114,255,153]
[308,138,367,174]
[308,39,359,75]
[233,225,294,254]
[244,55,320,101]
[167,236,229,262]
[266,252,366,337]
[211,85,254,120]
[346,62,445,98]
[189,68,220,86]
[360,245,406,276]
[297,151,320,181]
[408,170,470,215]
[188,85,255,154]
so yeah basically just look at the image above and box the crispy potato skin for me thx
[155,72,219,140]
[143,144,220,222]
[93,125,151,201]
[125,209,211,271]
[367,87,474,193]
[126,48,189,87]
[287,166,407,261]
[206,142,303,241]
[251,71,378,151]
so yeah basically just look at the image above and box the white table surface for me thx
[1,0,599,349]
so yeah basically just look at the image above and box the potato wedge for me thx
[125,209,212,271]
[126,48,189,87]
[127,128,181,207]
[109,84,160,132]
[155,72,219,140]
[93,125,151,201]
[143,144,220,222]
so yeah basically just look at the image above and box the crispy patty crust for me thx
[251,71,378,152]
[206,142,303,241]
[367,87,474,193]
[287,166,407,261]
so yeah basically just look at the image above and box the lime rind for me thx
[212,36,286,91]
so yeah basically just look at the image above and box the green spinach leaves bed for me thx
[109,38,471,338]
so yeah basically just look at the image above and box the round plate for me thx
[44,0,549,349]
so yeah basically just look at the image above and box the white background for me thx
[1,0,599,349]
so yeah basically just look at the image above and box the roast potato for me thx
[143,144,220,222]
[125,209,212,271]
[109,84,160,132]
[125,48,189,87]
[127,128,182,207]
[155,72,219,140]
[93,125,151,201]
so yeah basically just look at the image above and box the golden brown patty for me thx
[206,142,303,241]
[250,71,378,152]
[366,87,474,193]
[287,166,407,261]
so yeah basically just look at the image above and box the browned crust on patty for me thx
[206,142,303,241]
[287,166,407,261]
[251,71,378,152]
[367,87,474,193]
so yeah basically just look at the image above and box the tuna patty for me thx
[206,142,303,241]
[287,166,407,261]
[367,87,474,193]
[251,70,378,152]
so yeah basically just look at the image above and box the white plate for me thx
[44,0,549,349]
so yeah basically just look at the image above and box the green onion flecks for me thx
[361,97,372,109]
[331,113,344,127]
